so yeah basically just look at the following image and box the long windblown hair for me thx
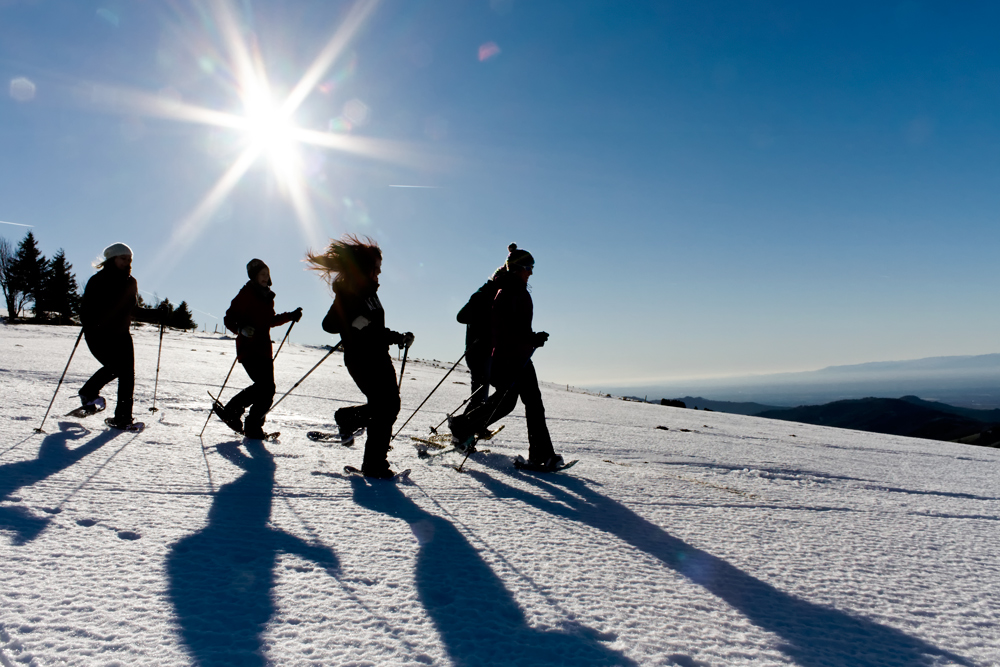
[306,234,382,293]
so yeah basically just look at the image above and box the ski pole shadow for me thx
[166,440,340,667]
[0,421,117,545]
[349,477,636,667]
[466,464,975,667]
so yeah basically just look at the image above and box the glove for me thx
[289,307,303,323]
[533,331,549,348]
[401,331,415,348]
[351,315,370,330]
[240,326,255,338]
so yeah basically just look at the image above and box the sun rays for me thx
[87,0,413,280]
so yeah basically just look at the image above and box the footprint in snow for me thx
[76,519,98,527]
[117,530,141,541]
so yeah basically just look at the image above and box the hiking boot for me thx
[448,415,473,447]
[544,455,565,471]
[79,394,106,412]
[243,425,267,440]
[213,401,244,435]
[105,416,134,430]
[361,463,396,479]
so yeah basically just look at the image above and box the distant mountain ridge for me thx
[605,352,1000,409]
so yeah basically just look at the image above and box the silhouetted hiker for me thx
[456,243,515,417]
[78,242,138,430]
[216,259,301,440]
[449,246,563,471]
[307,235,413,478]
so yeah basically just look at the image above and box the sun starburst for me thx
[86,0,423,280]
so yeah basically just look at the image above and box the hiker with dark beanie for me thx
[215,259,302,440]
[449,246,564,471]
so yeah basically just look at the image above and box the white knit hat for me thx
[103,242,133,259]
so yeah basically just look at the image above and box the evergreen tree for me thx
[41,249,81,324]
[156,297,174,325]
[9,231,46,318]
[0,237,19,320]
[171,301,197,330]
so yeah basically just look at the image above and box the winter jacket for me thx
[457,279,501,353]
[80,266,138,337]
[490,276,536,375]
[322,279,404,358]
[224,281,293,362]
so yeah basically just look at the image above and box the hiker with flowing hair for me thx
[306,235,413,479]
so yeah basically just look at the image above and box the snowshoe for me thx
[105,417,145,433]
[67,395,106,419]
[344,465,410,481]
[307,427,363,446]
[513,454,578,473]
[245,431,280,443]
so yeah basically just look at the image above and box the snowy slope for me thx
[0,323,997,667]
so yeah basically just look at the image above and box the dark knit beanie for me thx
[247,258,269,280]
[506,243,534,270]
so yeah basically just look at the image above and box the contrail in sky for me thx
[388,184,441,189]
[0,220,33,227]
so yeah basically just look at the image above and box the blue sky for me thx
[2,0,999,387]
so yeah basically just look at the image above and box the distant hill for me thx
[670,396,780,416]
[758,397,1000,443]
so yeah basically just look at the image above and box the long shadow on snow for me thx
[167,441,339,667]
[0,421,117,544]
[349,477,636,667]
[466,464,974,667]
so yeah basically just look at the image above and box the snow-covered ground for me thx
[0,323,997,667]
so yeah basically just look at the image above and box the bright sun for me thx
[242,91,299,181]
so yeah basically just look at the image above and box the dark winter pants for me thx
[453,360,554,463]
[225,357,276,433]
[462,347,491,414]
[80,331,134,422]
[337,351,400,474]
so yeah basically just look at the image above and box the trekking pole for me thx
[150,322,166,413]
[266,341,342,416]
[273,320,295,361]
[429,395,472,434]
[390,352,465,442]
[199,356,238,437]
[397,342,410,391]
[35,328,85,434]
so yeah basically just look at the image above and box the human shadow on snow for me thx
[0,421,117,545]
[167,441,339,667]
[349,477,636,667]
[466,463,974,667]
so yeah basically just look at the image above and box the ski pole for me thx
[429,395,471,434]
[199,356,238,437]
[397,342,410,391]
[273,320,295,361]
[390,352,465,442]
[267,342,342,416]
[36,328,85,434]
[150,322,165,413]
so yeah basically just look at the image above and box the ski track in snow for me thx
[0,323,997,666]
